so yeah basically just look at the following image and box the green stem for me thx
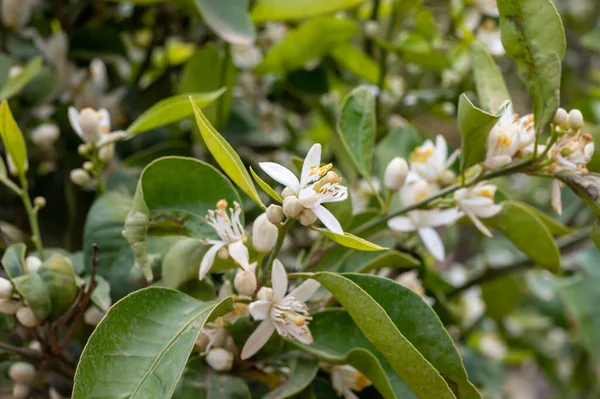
[91,151,106,195]
[262,219,294,281]
[18,175,44,260]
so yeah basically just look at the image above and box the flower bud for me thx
[12,383,30,399]
[79,108,102,143]
[16,307,39,327]
[266,204,284,224]
[83,161,95,172]
[0,298,22,314]
[0,277,13,299]
[384,157,408,191]
[33,196,46,209]
[70,168,91,186]
[31,124,60,147]
[217,246,229,260]
[25,255,42,274]
[282,196,302,219]
[195,332,209,350]
[364,20,380,37]
[281,187,295,198]
[8,362,35,384]
[553,108,568,127]
[298,208,318,227]
[98,143,115,163]
[78,143,91,156]
[206,348,234,372]
[28,341,41,352]
[225,335,238,355]
[257,287,273,301]
[83,306,105,326]
[438,170,456,187]
[1,0,33,30]
[568,109,584,130]
[252,213,278,253]
[234,270,257,296]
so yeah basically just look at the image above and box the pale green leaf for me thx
[12,274,51,321]
[126,90,225,135]
[1,243,26,279]
[314,228,387,252]
[510,201,573,236]
[330,44,380,84]
[251,0,366,22]
[73,288,233,399]
[481,276,523,322]
[340,249,420,273]
[471,42,511,113]
[194,0,255,45]
[0,57,42,100]
[38,254,78,320]
[0,100,27,176]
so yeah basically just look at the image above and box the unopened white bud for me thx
[0,298,21,314]
[252,213,278,253]
[195,332,210,350]
[79,108,102,143]
[16,307,40,327]
[8,362,35,384]
[257,287,273,301]
[281,187,295,198]
[70,168,91,186]
[33,196,46,209]
[217,246,229,260]
[25,255,42,274]
[83,161,94,172]
[554,108,568,127]
[438,170,456,187]
[28,341,41,352]
[83,306,105,326]
[364,20,380,37]
[298,208,318,226]
[234,270,257,296]
[0,277,13,299]
[78,143,91,156]
[98,143,114,163]
[225,335,238,355]
[384,157,408,191]
[12,383,30,399]
[568,109,584,130]
[206,348,234,372]
[283,196,303,219]
[1,0,33,30]
[31,124,60,147]
[266,204,284,224]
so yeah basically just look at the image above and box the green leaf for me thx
[498,0,565,136]
[592,222,600,251]
[256,17,358,75]
[458,94,508,173]
[126,90,225,135]
[481,276,522,322]
[0,154,6,179]
[314,228,387,252]
[264,355,319,399]
[296,309,413,399]
[509,201,572,236]
[251,0,366,22]
[73,288,233,399]
[337,85,376,181]
[88,275,111,312]
[173,357,251,398]
[308,272,457,399]
[104,0,166,3]
[193,0,255,45]
[250,166,282,202]
[1,243,26,279]
[12,274,51,321]
[161,239,205,289]
[38,254,78,320]
[340,249,420,273]
[471,42,511,114]
[0,57,42,100]
[483,200,561,273]
[0,100,27,176]
[330,44,380,84]
[191,101,264,208]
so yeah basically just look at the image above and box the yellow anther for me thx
[217,199,228,209]
[497,133,513,149]
[409,146,435,163]
[327,171,340,184]
[354,372,371,391]
[480,189,494,199]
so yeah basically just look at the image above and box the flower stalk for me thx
[18,174,44,260]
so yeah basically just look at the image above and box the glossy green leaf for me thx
[314,228,387,252]
[0,57,42,100]
[483,200,561,273]
[173,357,251,398]
[251,0,366,22]
[0,100,27,176]
[194,0,255,46]
[256,17,358,75]
[162,239,205,289]
[337,85,376,181]
[330,44,379,84]
[73,288,233,399]
[308,272,457,398]
[343,274,481,399]
[471,42,511,113]
[12,274,51,321]
[1,243,26,279]
[510,201,572,236]
[191,102,263,208]
[458,94,508,173]
[481,276,522,322]
[126,90,225,135]
[38,254,78,320]
[498,0,565,136]
[264,355,319,399]
[340,249,420,273]
[250,166,282,202]
[296,309,413,399]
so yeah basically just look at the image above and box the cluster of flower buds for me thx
[0,256,45,327]
[8,362,36,398]
[329,364,372,399]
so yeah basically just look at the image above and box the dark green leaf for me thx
[481,276,522,322]
[173,357,251,398]
[12,274,51,321]
[264,355,319,399]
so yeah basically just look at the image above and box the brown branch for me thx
[0,342,42,360]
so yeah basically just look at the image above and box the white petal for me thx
[435,135,448,164]
[228,240,250,270]
[474,204,502,218]
[429,208,461,227]
[445,149,460,169]
[300,143,322,188]
[552,180,562,215]
[418,227,445,261]
[259,162,300,193]
[68,106,83,139]
[289,325,313,344]
[485,155,512,170]
[466,211,493,238]
[312,205,344,234]
[240,319,275,360]
[249,300,271,320]
[388,216,416,232]
[98,108,111,129]
[199,242,226,280]
[272,259,288,300]
[288,279,320,302]
[460,197,494,207]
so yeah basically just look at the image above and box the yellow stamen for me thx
[309,163,333,177]
[353,372,371,391]
[480,189,494,199]
[327,171,339,184]
[497,131,513,149]
[217,199,228,210]
[409,146,435,163]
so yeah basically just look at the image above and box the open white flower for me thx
[259,144,348,233]
[476,20,504,56]
[68,106,123,148]
[331,365,372,399]
[199,200,252,280]
[241,260,320,360]
[484,108,535,169]
[454,182,502,237]
[408,135,459,183]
